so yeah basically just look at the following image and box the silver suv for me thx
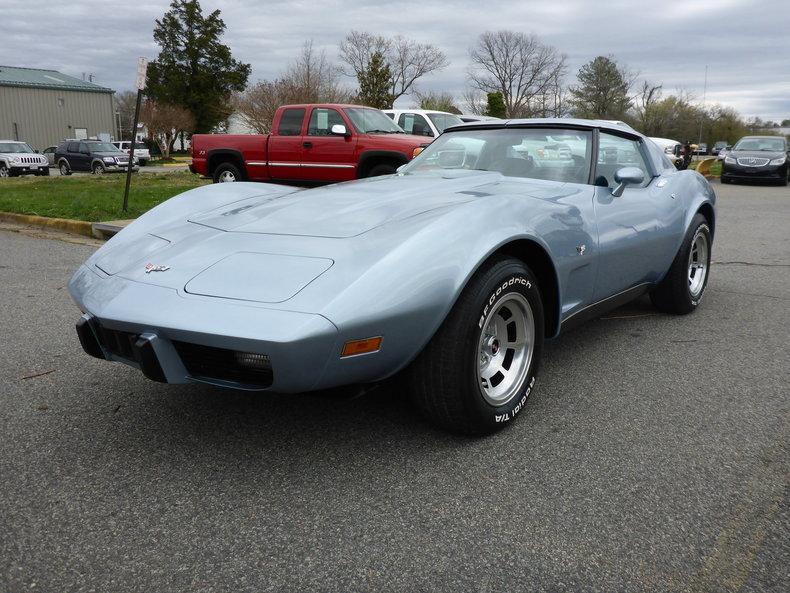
[0,141,50,177]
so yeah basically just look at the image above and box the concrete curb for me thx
[0,211,96,238]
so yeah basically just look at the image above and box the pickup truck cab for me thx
[191,104,431,183]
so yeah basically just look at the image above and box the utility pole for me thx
[697,65,708,152]
[123,58,147,213]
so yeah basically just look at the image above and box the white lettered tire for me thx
[409,256,544,435]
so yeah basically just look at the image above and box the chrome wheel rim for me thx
[59,163,68,175]
[93,165,104,175]
[477,292,534,406]
[0,166,8,178]
[218,170,236,182]
[688,227,709,298]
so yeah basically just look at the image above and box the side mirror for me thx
[331,124,348,136]
[612,166,645,197]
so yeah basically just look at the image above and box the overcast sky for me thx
[4,0,789,120]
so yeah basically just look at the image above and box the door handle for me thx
[303,142,313,149]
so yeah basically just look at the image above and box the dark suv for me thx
[55,140,139,175]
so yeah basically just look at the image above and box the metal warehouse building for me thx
[0,65,115,150]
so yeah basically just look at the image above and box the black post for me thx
[122,89,143,213]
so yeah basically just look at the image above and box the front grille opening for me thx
[95,326,139,361]
[172,341,273,388]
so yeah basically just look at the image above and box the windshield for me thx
[88,142,124,153]
[402,128,592,184]
[0,142,35,153]
[426,112,464,133]
[345,108,405,134]
[733,137,786,152]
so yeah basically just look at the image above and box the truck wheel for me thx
[366,164,397,177]
[409,256,544,435]
[0,164,9,178]
[213,163,241,183]
[59,161,71,176]
[92,162,105,175]
[650,213,711,315]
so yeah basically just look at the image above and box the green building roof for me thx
[0,65,114,94]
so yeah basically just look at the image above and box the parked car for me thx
[712,141,728,155]
[55,140,139,175]
[190,104,431,184]
[383,109,465,138]
[70,118,716,435]
[722,135,789,185]
[112,141,151,166]
[458,115,503,123]
[717,146,731,161]
[0,140,50,177]
[695,143,708,155]
[42,146,58,166]
[648,137,683,169]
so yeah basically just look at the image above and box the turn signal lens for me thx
[341,337,382,357]
[412,147,424,158]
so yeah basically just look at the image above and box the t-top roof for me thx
[0,65,113,93]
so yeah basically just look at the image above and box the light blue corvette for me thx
[70,119,716,434]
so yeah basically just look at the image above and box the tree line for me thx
[121,0,785,156]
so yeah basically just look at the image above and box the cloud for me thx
[3,0,788,120]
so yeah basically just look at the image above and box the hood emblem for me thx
[144,263,170,274]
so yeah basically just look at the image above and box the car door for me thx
[591,131,670,301]
[299,107,358,182]
[267,107,306,181]
[77,142,92,171]
[398,113,435,138]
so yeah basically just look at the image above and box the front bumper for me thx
[9,163,47,174]
[721,162,787,182]
[104,163,140,173]
[69,264,342,392]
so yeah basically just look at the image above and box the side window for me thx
[596,133,650,188]
[67,142,79,153]
[277,108,306,136]
[398,113,434,137]
[79,142,89,154]
[307,108,345,136]
[384,112,395,120]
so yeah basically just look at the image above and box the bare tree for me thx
[632,81,664,135]
[417,91,460,114]
[461,89,488,115]
[114,90,138,140]
[339,30,448,102]
[234,40,354,133]
[468,30,567,118]
[140,100,194,159]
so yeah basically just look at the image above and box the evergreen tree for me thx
[485,92,507,118]
[568,56,632,120]
[146,0,251,133]
[357,52,394,109]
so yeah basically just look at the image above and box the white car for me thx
[383,109,465,138]
[0,140,50,177]
[649,137,683,169]
[458,114,503,123]
[112,141,150,166]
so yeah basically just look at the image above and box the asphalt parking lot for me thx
[0,181,787,592]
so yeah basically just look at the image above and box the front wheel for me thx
[409,256,544,435]
[0,164,9,178]
[366,163,397,177]
[650,213,712,314]
[59,161,71,176]
[92,163,105,175]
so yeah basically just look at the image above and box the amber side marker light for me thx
[412,147,424,158]
[341,337,383,357]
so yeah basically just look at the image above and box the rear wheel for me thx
[409,256,544,435]
[650,213,711,314]
[213,162,241,183]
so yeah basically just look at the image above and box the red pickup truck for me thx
[190,104,431,184]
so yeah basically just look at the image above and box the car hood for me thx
[363,133,432,147]
[1,152,43,159]
[188,171,505,238]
